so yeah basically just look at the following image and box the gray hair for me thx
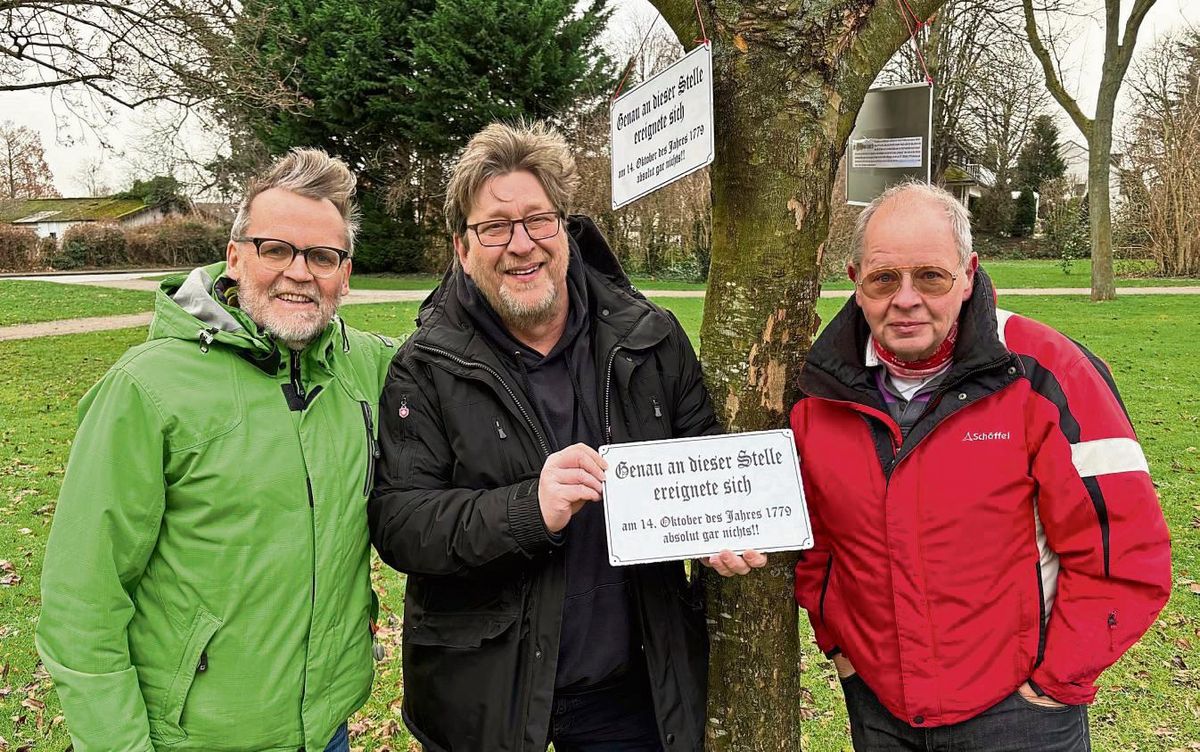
[230,147,360,253]
[850,180,972,268]
[445,120,579,237]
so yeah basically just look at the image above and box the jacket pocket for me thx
[404,610,519,649]
[157,607,222,743]
[360,401,379,497]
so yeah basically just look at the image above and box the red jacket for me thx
[790,274,1171,728]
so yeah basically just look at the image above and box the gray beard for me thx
[488,283,559,332]
[237,280,341,350]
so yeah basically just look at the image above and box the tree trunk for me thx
[1089,76,1120,301]
[1021,0,1158,301]
[648,1,947,748]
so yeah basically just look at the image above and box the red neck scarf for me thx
[873,322,958,379]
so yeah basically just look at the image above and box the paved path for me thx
[0,313,156,341]
[2,273,1198,342]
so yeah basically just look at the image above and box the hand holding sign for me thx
[539,443,608,534]
[701,548,769,576]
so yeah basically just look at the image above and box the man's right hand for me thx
[538,443,608,534]
[832,653,857,679]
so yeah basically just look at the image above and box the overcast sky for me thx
[1,0,1196,196]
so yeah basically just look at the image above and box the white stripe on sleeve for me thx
[1071,437,1149,478]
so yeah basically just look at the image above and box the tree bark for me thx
[648,1,947,748]
[1089,80,1119,300]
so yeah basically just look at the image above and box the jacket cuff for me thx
[507,478,559,555]
[1030,666,1096,706]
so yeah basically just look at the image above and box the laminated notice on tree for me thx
[599,430,812,566]
[851,136,925,169]
[610,42,714,210]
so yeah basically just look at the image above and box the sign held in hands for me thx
[599,430,812,566]
[610,42,714,210]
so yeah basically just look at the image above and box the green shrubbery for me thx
[1010,189,1038,237]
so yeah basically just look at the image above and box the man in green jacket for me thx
[37,148,395,751]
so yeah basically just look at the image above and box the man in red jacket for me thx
[791,181,1170,751]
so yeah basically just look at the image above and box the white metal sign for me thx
[852,136,925,169]
[846,82,933,206]
[599,430,812,566]
[610,42,714,210]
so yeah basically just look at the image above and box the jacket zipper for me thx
[414,343,550,457]
[886,358,1018,474]
[289,350,306,402]
[360,401,379,496]
[602,346,622,443]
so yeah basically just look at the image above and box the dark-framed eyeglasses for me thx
[856,265,959,300]
[234,237,350,278]
[466,211,561,247]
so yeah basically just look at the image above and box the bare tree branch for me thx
[1022,0,1093,140]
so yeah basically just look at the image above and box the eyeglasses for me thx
[467,211,561,247]
[235,237,350,279]
[856,265,959,300]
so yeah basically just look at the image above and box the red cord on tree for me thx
[693,0,709,44]
[894,0,935,85]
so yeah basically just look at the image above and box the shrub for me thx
[0,224,39,271]
[52,223,127,269]
[126,218,230,267]
[35,236,57,266]
[1041,179,1091,274]
[972,189,1015,236]
[1010,189,1038,237]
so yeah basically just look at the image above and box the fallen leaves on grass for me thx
[0,559,19,586]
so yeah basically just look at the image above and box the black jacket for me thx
[369,216,718,752]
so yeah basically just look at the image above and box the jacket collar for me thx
[799,268,1010,404]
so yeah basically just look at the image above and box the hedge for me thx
[51,223,128,269]
[0,224,39,271]
[126,218,230,267]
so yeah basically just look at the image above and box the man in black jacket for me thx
[369,121,764,752]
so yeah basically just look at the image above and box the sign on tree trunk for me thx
[610,42,714,209]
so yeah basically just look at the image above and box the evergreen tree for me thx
[1015,114,1066,190]
[1010,187,1037,236]
[230,0,612,271]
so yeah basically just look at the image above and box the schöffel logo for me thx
[962,430,1012,442]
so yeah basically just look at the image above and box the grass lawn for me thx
[0,281,154,326]
[1,295,1197,750]
[3,261,1198,331]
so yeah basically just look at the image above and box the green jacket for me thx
[37,262,396,751]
